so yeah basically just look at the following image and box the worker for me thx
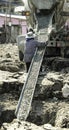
[24,30,46,72]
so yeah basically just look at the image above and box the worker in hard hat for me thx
[24,30,46,72]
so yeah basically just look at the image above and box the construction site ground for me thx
[0,43,69,130]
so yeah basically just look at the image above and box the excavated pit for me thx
[0,44,69,130]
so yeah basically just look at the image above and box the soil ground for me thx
[0,43,69,130]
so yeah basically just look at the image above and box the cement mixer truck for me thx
[17,0,69,60]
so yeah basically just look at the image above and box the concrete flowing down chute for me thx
[15,14,57,120]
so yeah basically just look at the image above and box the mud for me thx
[0,43,69,130]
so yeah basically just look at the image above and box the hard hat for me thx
[28,27,34,33]
[26,31,35,39]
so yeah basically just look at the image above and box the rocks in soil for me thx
[55,103,69,128]
[62,83,69,98]
[0,44,69,129]
[1,119,69,130]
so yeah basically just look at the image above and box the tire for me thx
[19,51,24,61]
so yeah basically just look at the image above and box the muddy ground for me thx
[0,43,69,130]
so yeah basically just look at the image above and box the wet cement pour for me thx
[0,44,69,130]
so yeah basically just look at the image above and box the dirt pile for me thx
[0,43,69,130]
